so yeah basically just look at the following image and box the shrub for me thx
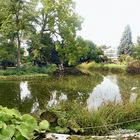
[118,54,134,65]
[0,64,57,76]
[127,61,140,74]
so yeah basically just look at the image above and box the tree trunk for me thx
[15,4,21,68]
[17,34,21,68]
[59,60,64,71]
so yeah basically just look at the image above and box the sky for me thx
[75,0,140,48]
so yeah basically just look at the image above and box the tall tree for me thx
[29,0,82,68]
[0,0,36,67]
[118,25,133,56]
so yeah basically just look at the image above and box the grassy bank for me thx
[0,64,57,79]
[77,62,126,73]
[1,101,140,138]
[0,74,49,80]
[43,100,140,136]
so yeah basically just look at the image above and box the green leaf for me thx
[22,114,37,129]
[14,132,26,140]
[39,120,49,130]
[1,125,15,139]
[55,126,68,133]
[16,123,33,140]
[0,121,4,129]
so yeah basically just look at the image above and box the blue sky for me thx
[75,0,140,47]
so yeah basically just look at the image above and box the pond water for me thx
[0,73,140,114]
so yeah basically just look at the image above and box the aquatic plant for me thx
[0,106,50,140]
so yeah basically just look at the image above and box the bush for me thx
[78,62,126,73]
[118,54,134,65]
[127,61,140,74]
[0,64,57,76]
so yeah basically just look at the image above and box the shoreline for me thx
[45,132,140,140]
[0,74,49,80]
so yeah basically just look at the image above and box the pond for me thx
[0,72,140,114]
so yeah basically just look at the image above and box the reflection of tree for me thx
[0,81,35,114]
[117,74,140,104]
[0,74,103,114]
[18,82,35,113]
[29,82,51,110]
[0,81,20,108]
[29,74,103,109]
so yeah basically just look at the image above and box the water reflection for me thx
[31,98,39,113]
[87,75,122,111]
[20,81,32,101]
[48,90,57,107]
[130,87,138,103]
[0,73,140,114]
[48,91,67,107]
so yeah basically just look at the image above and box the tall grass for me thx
[47,100,140,136]
[77,62,126,73]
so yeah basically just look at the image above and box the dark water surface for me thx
[0,73,140,114]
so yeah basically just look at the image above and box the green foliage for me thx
[132,45,140,60]
[39,120,50,131]
[0,42,17,68]
[126,123,140,131]
[40,104,84,134]
[0,106,50,140]
[0,64,57,76]
[55,36,106,66]
[0,0,106,69]
[0,0,36,67]
[78,62,126,73]
[74,37,99,64]
[118,25,133,55]
[118,54,134,64]
[29,0,82,67]
[39,99,140,136]
[132,36,140,60]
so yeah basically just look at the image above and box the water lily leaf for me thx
[39,120,49,130]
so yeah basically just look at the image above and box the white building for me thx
[104,48,118,60]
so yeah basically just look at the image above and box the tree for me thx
[28,33,58,66]
[118,25,133,56]
[0,0,36,67]
[0,41,17,69]
[29,0,82,68]
[132,36,140,60]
